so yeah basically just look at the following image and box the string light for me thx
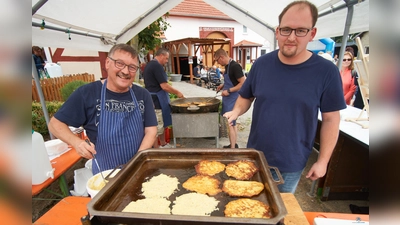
[41,19,45,30]
[67,28,71,40]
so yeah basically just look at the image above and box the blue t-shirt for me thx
[143,59,169,109]
[240,50,346,172]
[54,80,157,145]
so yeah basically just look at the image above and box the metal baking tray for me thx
[87,149,287,225]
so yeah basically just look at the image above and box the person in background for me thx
[215,65,221,79]
[193,64,201,78]
[32,46,45,78]
[340,51,358,105]
[144,48,184,148]
[48,44,158,175]
[214,48,246,148]
[224,1,346,193]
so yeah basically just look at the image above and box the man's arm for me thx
[48,117,95,158]
[138,126,157,151]
[229,76,246,93]
[224,95,254,125]
[306,111,340,180]
[160,82,184,98]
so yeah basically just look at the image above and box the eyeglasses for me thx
[278,27,311,37]
[108,57,139,73]
[342,58,352,62]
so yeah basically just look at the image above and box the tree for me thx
[129,13,170,59]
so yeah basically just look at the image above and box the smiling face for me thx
[342,52,354,69]
[276,3,316,64]
[105,49,139,93]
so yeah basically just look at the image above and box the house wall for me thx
[164,16,271,59]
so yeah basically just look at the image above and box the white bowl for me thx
[86,169,120,198]
[85,159,92,170]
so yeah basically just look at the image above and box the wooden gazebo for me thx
[233,40,263,70]
[163,37,231,84]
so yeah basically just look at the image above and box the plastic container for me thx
[44,63,63,78]
[32,130,55,185]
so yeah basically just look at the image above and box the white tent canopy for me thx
[32,0,369,52]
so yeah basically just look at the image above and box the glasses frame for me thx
[278,27,311,37]
[342,58,352,62]
[108,56,139,73]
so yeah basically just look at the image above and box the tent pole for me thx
[336,1,354,69]
[32,56,54,140]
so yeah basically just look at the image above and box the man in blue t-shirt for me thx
[48,44,158,175]
[143,48,184,148]
[224,1,346,193]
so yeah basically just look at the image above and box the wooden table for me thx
[32,148,81,197]
[34,193,309,225]
[315,106,369,200]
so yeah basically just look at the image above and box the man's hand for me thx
[223,111,239,126]
[216,84,223,92]
[177,92,184,98]
[74,139,96,159]
[306,161,327,180]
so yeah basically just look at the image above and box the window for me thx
[243,25,247,34]
[261,49,267,55]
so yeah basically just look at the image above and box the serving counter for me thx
[315,106,369,201]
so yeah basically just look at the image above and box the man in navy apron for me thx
[143,48,184,148]
[49,44,158,175]
[214,49,246,148]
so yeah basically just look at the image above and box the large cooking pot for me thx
[170,97,220,113]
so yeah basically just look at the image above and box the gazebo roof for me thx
[233,40,263,47]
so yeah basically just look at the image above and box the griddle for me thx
[87,149,287,225]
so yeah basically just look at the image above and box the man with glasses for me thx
[48,44,158,175]
[224,1,346,193]
[214,48,246,148]
[144,48,184,148]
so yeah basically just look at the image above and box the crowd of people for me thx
[45,0,365,194]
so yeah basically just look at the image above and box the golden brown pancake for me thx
[225,160,258,180]
[224,198,271,218]
[195,160,226,176]
[182,175,222,196]
[222,180,264,197]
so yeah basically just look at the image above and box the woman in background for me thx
[340,51,357,105]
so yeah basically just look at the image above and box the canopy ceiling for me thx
[32,0,369,52]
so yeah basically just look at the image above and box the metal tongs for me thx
[85,139,106,182]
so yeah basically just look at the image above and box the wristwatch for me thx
[227,88,231,94]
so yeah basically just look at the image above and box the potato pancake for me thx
[225,160,258,180]
[222,180,264,197]
[182,175,222,196]
[224,198,271,218]
[195,160,225,176]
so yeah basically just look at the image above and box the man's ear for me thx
[309,27,317,41]
[105,57,110,70]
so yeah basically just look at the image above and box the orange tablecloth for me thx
[34,196,90,225]
[304,211,369,224]
[32,148,81,196]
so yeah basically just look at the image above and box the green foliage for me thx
[32,101,64,135]
[60,80,88,101]
[169,93,177,100]
[137,13,170,53]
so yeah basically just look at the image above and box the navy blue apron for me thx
[93,79,144,174]
[222,60,239,121]
[150,72,172,127]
